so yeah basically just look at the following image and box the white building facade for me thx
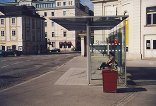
[17,0,91,52]
[0,6,46,54]
[91,0,156,60]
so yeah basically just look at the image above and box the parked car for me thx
[51,48,60,52]
[0,50,7,57]
[5,49,22,56]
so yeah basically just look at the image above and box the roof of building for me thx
[0,5,44,19]
[78,3,94,16]
[50,15,128,31]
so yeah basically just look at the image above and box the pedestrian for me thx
[97,52,117,70]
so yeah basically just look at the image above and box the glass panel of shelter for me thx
[89,27,126,86]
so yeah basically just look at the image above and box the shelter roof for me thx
[50,15,128,30]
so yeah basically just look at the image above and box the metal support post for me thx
[87,24,91,85]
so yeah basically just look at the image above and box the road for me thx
[0,53,79,90]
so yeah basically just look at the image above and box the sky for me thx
[0,0,94,10]
[0,0,14,3]
[80,0,94,10]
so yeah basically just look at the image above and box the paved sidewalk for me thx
[55,67,88,85]
[0,56,155,106]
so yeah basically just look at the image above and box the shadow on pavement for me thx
[127,67,156,86]
[0,75,19,79]
[117,87,147,93]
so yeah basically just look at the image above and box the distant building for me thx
[0,5,46,54]
[91,0,156,59]
[16,0,92,52]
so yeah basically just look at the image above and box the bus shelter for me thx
[50,15,128,86]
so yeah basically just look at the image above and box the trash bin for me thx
[102,69,118,93]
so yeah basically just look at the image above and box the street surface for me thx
[0,53,79,90]
[0,55,156,106]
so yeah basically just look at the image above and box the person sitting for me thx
[97,52,117,70]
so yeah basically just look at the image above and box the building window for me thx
[26,17,30,27]
[67,42,72,48]
[18,46,23,51]
[0,19,4,25]
[44,12,47,16]
[40,4,43,8]
[45,32,47,37]
[36,4,39,8]
[7,46,11,50]
[63,2,66,6]
[52,32,55,37]
[146,40,150,49]
[51,21,54,26]
[154,14,156,24]
[43,4,45,8]
[57,2,61,6]
[48,4,50,8]
[1,31,4,36]
[146,6,156,25]
[32,35,35,41]
[147,14,151,24]
[59,42,63,48]
[52,42,55,47]
[1,46,5,50]
[51,12,54,16]
[12,45,16,50]
[64,41,67,48]
[69,1,73,5]
[12,30,16,36]
[12,18,15,25]
[45,22,47,27]
[32,19,35,29]
[63,31,67,37]
[153,40,156,49]
[63,11,66,16]
[45,4,47,8]
[51,3,54,8]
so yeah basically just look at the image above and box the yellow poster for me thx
[124,19,128,47]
